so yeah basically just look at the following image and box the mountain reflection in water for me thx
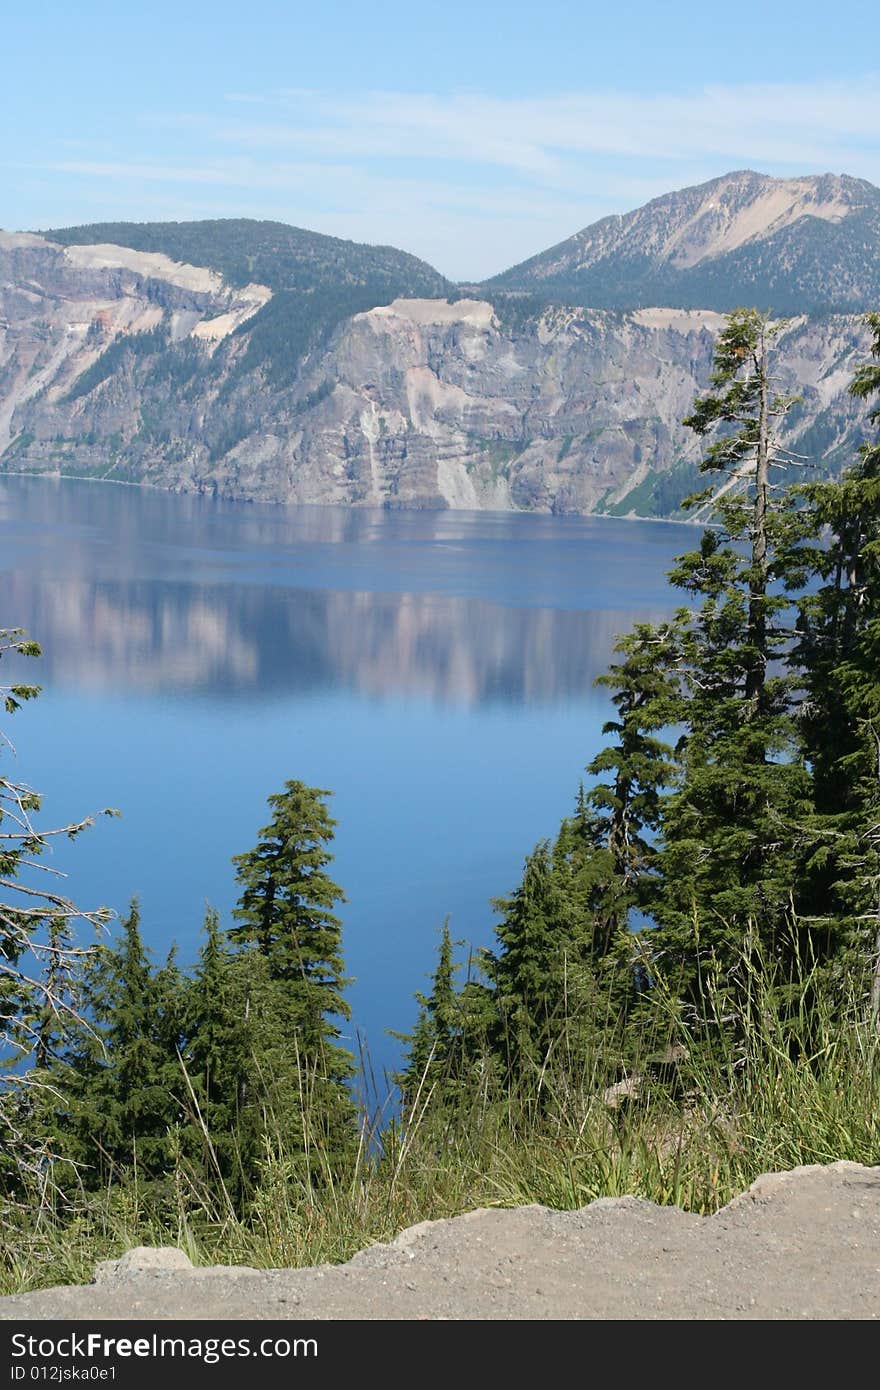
[0,476,685,707]
[0,572,667,706]
[0,477,693,1072]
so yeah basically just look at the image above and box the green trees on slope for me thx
[182,907,256,1195]
[395,919,473,1107]
[54,902,184,1178]
[9,782,356,1204]
[399,307,880,1094]
[588,620,682,931]
[794,313,880,1010]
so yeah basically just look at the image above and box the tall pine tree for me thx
[228,780,356,1167]
[653,310,812,998]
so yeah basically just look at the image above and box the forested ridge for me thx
[1,309,878,1291]
[43,218,453,297]
[44,218,454,387]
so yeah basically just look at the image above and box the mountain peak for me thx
[488,170,880,314]
[634,170,869,270]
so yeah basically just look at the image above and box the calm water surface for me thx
[0,477,694,1078]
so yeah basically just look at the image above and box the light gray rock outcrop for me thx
[94,1247,194,1283]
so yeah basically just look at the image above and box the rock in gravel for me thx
[2,1163,879,1321]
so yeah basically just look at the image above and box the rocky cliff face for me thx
[0,217,874,517]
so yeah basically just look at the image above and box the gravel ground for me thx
[1,1162,878,1320]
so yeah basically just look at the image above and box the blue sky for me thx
[4,0,879,279]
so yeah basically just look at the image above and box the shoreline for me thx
[0,466,701,528]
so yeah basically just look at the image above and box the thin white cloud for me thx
[44,157,585,218]
[155,111,565,179]
[16,75,880,279]
[45,159,344,190]
[198,77,880,173]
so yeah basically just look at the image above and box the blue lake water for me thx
[0,477,694,1081]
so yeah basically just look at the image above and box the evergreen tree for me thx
[396,919,467,1106]
[587,618,684,928]
[794,313,880,1008]
[486,839,594,1073]
[54,901,185,1183]
[653,310,812,996]
[228,780,356,1165]
[183,907,259,1199]
[486,842,555,1062]
[480,626,683,1080]
[681,309,800,709]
